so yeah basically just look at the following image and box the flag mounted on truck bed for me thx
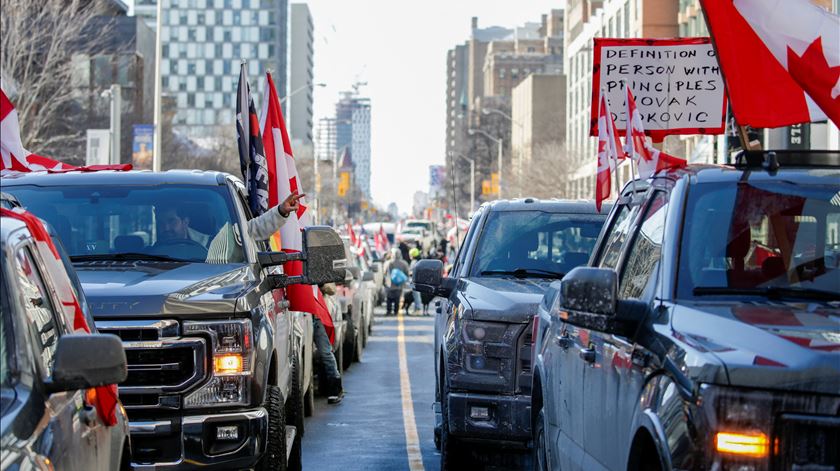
[700,0,840,128]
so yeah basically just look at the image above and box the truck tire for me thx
[342,316,356,371]
[288,356,305,438]
[440,381,469,470]
[354,322,364,362]
[533,409,548,471]
[256,385,287,471]
[304,364,315,417]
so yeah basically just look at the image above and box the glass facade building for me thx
[152,0,288,137]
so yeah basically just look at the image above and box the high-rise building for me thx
[158,0,289,138]
[288,3,314,147]
[315,117,337,162]
[445,44,468,168]
[564,0,678,200]
[335,93,372,198]
[511,73,566,175]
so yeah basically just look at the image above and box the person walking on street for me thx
[408,247,422,315]
[384,248,409,316]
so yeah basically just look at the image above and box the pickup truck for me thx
[3,170,347,471]
[531,151,840,471]
[413,198,608,469]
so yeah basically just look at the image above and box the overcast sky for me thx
[304,0,562,213]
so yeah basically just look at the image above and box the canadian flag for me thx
[595,91,623,212]
[1,87,76,173]
[700,0,840,127]
[259,72,334,343]
[1,207,120,426]
[625,85,686,180]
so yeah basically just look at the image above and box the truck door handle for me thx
[579,347,596,363]
[555,334,572,349]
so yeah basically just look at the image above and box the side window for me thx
[232,185,266,250]
[452,211,482,278]
[13,246,60,377]
[598,203,642,269]
[619,192,669,299]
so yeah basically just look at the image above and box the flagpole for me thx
[622,80,639,196]
[152,0,163,172]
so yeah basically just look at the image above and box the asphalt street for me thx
[302,306,440,471]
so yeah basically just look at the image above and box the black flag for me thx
[235,61,269,216]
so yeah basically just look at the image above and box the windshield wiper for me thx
[71,253,186,263]
[480,268,565,279]
[693,286,839,301]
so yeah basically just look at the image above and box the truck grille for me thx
[123,346,197,387]
[516,321,534,395]
[96,320,207,411]
[774,413,839,469]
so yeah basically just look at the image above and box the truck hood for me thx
[671,300,840,395]
[76,261,255,318]
[460,277,552,323]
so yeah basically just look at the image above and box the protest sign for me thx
[590,38,727,139]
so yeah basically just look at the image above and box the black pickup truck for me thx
[3,170,347,471]
[531,151,840,471]
[413,198,608,469]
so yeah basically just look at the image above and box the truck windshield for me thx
[678,180,840,299]
[8,184,245,264]
[471,211,605,278]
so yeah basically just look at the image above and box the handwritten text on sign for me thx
[590,38,726,137]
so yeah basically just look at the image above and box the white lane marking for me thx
[397,311,426,471]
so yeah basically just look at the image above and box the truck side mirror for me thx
[46,334,127,393]
[554,267,648,337]
[302,226,348,285]
[413,259,454,297]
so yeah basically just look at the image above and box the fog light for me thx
[214,354,244,375]
[216,425,239,441]
[470,406,490,420]
[472,327,486,340]
[715,432,769,457]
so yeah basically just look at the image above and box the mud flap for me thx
[285,426,297,460]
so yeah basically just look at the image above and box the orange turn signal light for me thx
[214,354,244,375]
[715,432,769,457]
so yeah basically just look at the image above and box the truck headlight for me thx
[461,320,509,374]
[699,385,773,469]
[183,319,253,408]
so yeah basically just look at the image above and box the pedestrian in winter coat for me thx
[384,248,409,315]
[407,247,422,314]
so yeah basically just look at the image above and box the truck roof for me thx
[0,169,233,187]
[482,198,608,215]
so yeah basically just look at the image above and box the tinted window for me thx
[14,246,59,377]
[619,192,668,299]
[0,267,14,388]
[598,203,643,269]
[9,184,244,264]
[471,210,605,277]
[678,180,840,298]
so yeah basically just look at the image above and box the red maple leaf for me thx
[787,36,840,126]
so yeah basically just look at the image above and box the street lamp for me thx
[468,128,504,199]
[280,82,326,104]
[449,151,475,215]
[482,108,525,196]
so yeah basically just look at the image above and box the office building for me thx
[335,93,372,198]
[158,0,289,138]
[511,73,566,173]
[288,3,315,147]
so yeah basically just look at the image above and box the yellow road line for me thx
[397,311,425,471]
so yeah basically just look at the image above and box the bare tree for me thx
[509,140,573,199]
[1,0,114,157]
